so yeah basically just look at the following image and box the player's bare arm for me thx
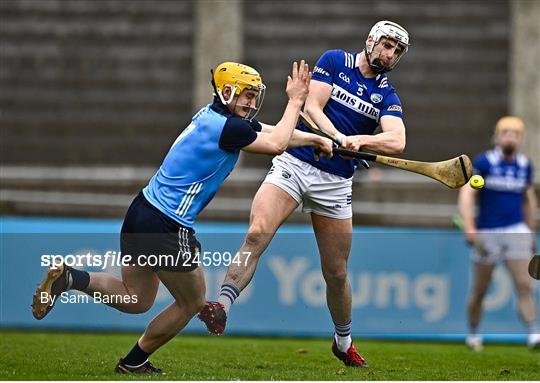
[458,183,478,245]
[242,61,311,155]
[342,115,405,154]
[303,80,345,142]
[523,185,538,231]
[259,123,333,158]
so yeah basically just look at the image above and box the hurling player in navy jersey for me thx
[459,116,539,351]
[200,21,410,367]
[31,60,333,374]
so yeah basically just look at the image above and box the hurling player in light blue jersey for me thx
[31,60,333,374]
[459,116,539,351]
[201,21,410,368]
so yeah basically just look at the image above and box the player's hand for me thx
[464,230,477,246]
[313,137,333,160]
[286,60,311,107]
[342,135,365,151]
[336,135,361,160]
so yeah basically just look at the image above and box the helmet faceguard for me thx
[211,62,266,120]
[365,21,410,74]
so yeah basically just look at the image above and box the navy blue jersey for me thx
[474,147,533,229]
[287,49,404,178]
[143,101,261,228]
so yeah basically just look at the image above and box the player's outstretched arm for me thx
[259,123,333,158]
[242,60,311,155]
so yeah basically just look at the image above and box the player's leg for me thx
[302,167,364,366]
[312,214,366,367]
[86,264,160,313]
[116,231,205,374]
[222,183,299,291]
[311,214,352,324]
[466,261,495,351]
[505,259,538,348]
[32,192,165,319]
[198,183,299,334]
[505,259,536,325]
[199,154,304,334]
[502,224,538,348]
[310,214,363,363]
[116,267,206,374]
[32,261,159,319]
[141,267,206,351]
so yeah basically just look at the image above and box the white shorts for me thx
[263,152,353,219]
[471,222,533,265]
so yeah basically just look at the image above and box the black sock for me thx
[67,267,90,291]
[123,342,151,367]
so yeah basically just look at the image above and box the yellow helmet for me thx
[212,62,266,119]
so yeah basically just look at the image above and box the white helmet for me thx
[365,20,410,74]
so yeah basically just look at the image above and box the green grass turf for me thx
[0,331,538,380]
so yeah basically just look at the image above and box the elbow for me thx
[303,104,315,116]
[272,143,287,155]
[391,139,406,154]
[266,141,287,155]
[303,102,320,118]
[395,135,406,153]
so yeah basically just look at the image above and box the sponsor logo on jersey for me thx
[485,175,527,192]
[339,72,350,84]
[314,66,330,77]
[331,84,380,121]
[370,93,383,103]
[387,104,402,112]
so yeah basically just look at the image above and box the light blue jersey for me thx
[143,102,261,228]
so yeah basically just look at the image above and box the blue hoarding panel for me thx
[1,217,538,339]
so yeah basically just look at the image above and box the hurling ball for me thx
[469,175,485,190]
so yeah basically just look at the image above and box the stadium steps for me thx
[0,165,480,228]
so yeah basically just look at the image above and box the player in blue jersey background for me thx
[458,116,538,351]
[31,60,333,374]
[200,21,410,368]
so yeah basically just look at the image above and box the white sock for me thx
[334,320,352,352]
[217,283,240,313]
[335,333,352,352]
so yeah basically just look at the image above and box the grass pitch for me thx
[0,331,538,380]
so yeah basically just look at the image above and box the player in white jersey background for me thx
[458,116,539,351]
[31,60,333,374]
[200,21,410,367]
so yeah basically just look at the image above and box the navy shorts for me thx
[120,192,200,272]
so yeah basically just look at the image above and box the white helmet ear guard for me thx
[365,20,410,74]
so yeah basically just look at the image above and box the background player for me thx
[199,21,410,367]
[458,116,539,351]
[31,60,333,374]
